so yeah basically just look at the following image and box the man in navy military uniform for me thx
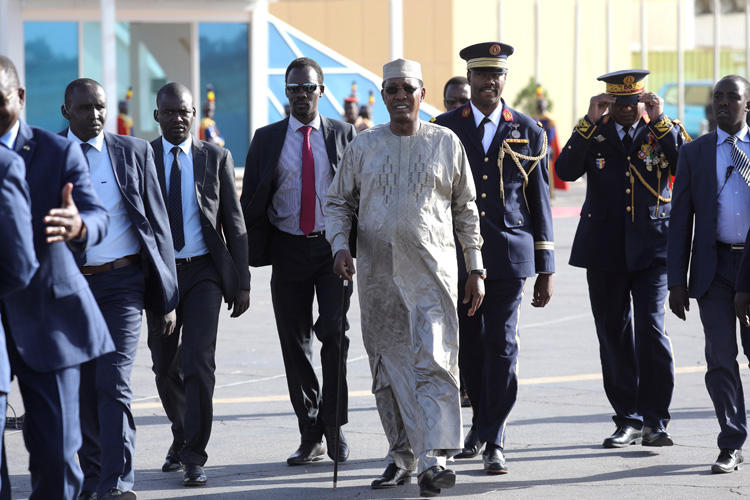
[434,42,554,475]
[556,70,687,449]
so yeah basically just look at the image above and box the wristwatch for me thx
[470,269,487,279]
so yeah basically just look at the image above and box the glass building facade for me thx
[22,15,438,166]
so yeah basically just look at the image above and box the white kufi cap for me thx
[382,58,422,82]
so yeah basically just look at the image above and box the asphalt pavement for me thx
[5,181,750,499]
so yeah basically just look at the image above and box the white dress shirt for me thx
[470,101,503,154]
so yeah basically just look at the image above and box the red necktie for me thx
[299,125,316,235]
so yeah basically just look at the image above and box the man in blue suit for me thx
[60,78,179,500]
[556,71,687,449]
[669,75,750,474]
[434,42,554,475]
[0,146,38,495]
[0,56,112,499]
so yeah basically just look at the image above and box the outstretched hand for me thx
[44,182,85,243]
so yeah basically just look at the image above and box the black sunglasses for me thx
[384,84,420,95]
[286,83,321,94]
[445,97,469,106]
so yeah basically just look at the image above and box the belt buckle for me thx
[306,231,322,239]
[732,244,745,251]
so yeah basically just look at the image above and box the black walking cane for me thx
[333,278,349,490]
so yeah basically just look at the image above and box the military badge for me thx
[506,138,529,144]
[651,115,673,139]
[489,44,502,56]
[511,130,521,139]
[638,150,647,160]
[502,109,513,122]
[594,134,605,142]
[429,116,436,122]
[461,106,471,118]
[596,158,605,169]
[602,115,610,125]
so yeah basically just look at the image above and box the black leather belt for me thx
[717,241,745,252]
[80,255,139,275]
[176,254,210,266]
[277,229,325,239]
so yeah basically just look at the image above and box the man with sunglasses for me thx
[433,42,554,475]
[326,58,484,497]
[443,76,470,112]
[241,57,356,467]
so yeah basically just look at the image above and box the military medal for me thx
[594,134,605,142]
[511,130,521,139]
[596,158,605,169]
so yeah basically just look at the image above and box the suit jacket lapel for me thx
[152,139,168,202]
[261,118,289,184]
[13,121,37,167]
[319,116,338,172]
[104,133,128,190]
[460,104,485,154]
[192,138,207,211]
[601,120,624,154]
[706,131,719,210]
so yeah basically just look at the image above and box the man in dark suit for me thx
[241,57,356,466]
[60,78,178,500]
[0,146,38,494]
[556,70,687,449]
[0,55,112,500]
[669,75,750,474]
[434,42,554,475]
[149,82,250,487]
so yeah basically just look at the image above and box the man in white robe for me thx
[325,58,485,497]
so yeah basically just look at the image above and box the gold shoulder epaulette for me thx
[677,121,692,142]
[650,115,674,139]
[429,116,436,123]
[537,121,543,128]
[575,116,596,139]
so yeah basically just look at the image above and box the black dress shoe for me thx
[324,426,349,462]
[455,426,485,459]
[482,445,508,474]
[183,464,207,486]
[162,448,183,472]
[100,489,136,500]
[711,448,744,473]
[417,465,456,497]
[642,426,674,447]
[602,425,642,448]
[286,440,326,465]
[370,463,412,489]
[78,491,97,500]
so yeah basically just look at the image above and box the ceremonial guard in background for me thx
[434,42,554,475]
[556,70,688,449]
[117,86,133,136]
[199,84,225,147]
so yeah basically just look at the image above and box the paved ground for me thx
[5,181,750,499]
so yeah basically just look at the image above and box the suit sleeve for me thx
[240,130,264,229]
[555,117,595,182]
[527,125,555,274]
[0,154,38,296]
[65,140,108,250]
[666,143,695,289]
[648,114,686,175]
[736,228,750,292]
[142,142,178,313]
[219,149,251,291]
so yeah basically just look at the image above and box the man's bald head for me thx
[64,78,103,109]
[154,82,195,145]
[717,75,750,98]
[712,75,750,135]
[0,56,24,137]
[156,82,193,108]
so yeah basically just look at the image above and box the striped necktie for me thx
[726,135,750,188]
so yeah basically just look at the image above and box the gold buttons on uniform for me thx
[627,156,631,161]
[661,212,666,217]
[587,213,592,218]
[481,193,487,198]
[626,206,632,212]
[482,175,488,180]
[518,219,522,225]
[484,157,489,163]
[625,171,630,177]
[480,211,486,217]
[626,188,631,194]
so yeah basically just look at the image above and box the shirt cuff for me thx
[464,249,483,273]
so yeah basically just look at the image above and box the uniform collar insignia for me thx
[461,105,471,118]
[502,109,513,122]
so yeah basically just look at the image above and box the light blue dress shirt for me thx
[68,130,140,266]
[470,101,502,154]
[0,120,20,149]
[715,125,750,244]
[162,135,209,258]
